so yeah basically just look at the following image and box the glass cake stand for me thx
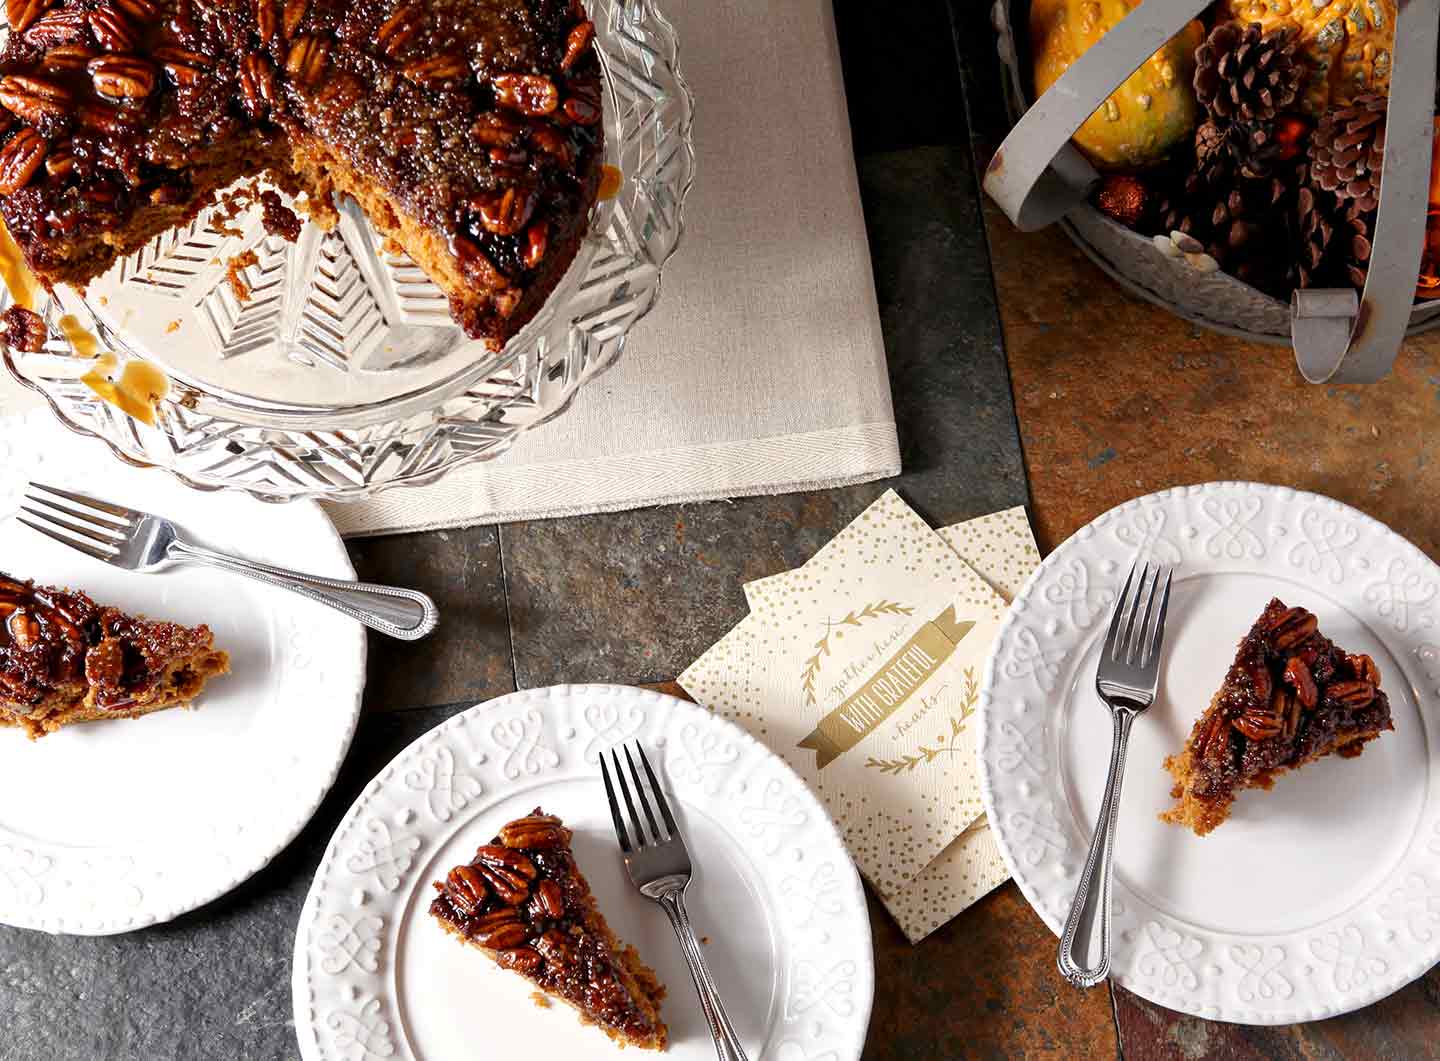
[1,0,694,503]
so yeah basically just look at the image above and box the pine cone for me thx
[1290,181,1338,290]
[1193,22,1305,124]
[1308,94,1386,214]
[1158,166,1296,296]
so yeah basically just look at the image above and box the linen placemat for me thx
[0,0,896,535]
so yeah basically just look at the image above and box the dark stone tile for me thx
[349,525,515,712]
[833,0,968,154]
[0,704,464,1061]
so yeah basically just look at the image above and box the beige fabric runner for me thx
[0,0,898,536]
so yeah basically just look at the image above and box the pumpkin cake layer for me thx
[430,809,668,1051]
[1163,598,1393,836]
[0,0,603,349]
[0,572,229,738]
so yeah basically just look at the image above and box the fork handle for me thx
[657,890,749,1061]
[1057,707,1136,989]
[169,541,438,641]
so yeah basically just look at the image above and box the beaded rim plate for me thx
[0,410,366,934]
[1,0,694,502]
[979,482,1440,1024]
[291,684,874,1061]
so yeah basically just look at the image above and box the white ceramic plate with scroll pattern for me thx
[0,410,365,934]
[292,684,873,1061]
[979,482,1440,1024]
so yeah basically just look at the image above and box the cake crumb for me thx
[259,190,302,242]
[226,250,259,303]
[165,320,180,334]
[700,936,710,945]
[529,991,552,1010]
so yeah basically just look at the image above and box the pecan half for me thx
[1346,653,1381,688]
[87,5,139,52]
[377,2,421,58]
[492,73,558,116]
[285,33,330,86]
[255,0,279,45]
[1326,680,1377,709]
[444,864,487,916]
[1232,703,1282,741]
[496,946,543,975]
[1268,607,1317,651]
[403,53,467,87]
[522,221,547,270]
[77,101,136,136]
[472,187,533,237]
[470,907,530,949]
[42,43,95,74]
[88,55,157,100]
[531,879,565,919]
[562,79,600,125]
[471,111,522,147]
[24,7,85,46]
[282,0,308,38]
[238,52,280,120]
[528,125,572,164]
[1275,687,1301,741]
[560,19,594,71]
[1282,655,1318,710]
[112,0,157,19]
[0,74,71,127]
[452,234,510,291]
[532,928,573,966]
[84,637,125,688]
[498,813,567,849]
[6,609,40,650]
[155,45,210,88]
[472,845,537,904]
[7,0,53,34]
[0,304,47,352]
[44,138,72,178]
[0,127,45,195]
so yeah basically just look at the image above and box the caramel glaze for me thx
[0,572,213,709]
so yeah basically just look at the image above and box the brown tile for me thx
[989,222,1440,563]
[863,883,1118,1058]
[349,525,515,711]
[1114,969,1440,1060]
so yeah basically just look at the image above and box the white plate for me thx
[979,482,1440,1024]
[0,411,366,934]
[292,685,874,1061]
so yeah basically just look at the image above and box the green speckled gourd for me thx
[1030,0,1205,169]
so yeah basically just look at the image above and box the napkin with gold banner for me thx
[681,491,1041,939]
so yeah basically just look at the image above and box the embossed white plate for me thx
[292,684,873,1060]
[979,482,1440,1024]
[0,411,365,934]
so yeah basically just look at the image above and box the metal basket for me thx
[984,0,1440,383]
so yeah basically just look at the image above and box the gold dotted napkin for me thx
[681,492,1040,939]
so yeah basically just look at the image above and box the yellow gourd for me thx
[1030,0,1204,170]
[1222,0,1397,112]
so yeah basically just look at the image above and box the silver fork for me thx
[16,482,438,641]
[1057,561,1173,989]
[602,743,748,1061]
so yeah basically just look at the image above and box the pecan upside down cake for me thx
[1163,599,1393,836]
[0,0,603,348]
[431,810,669,1050]
[0,572,229,737]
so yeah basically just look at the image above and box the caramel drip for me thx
[78,349,170,427]
[598,165,622,201]
[0,217,39,312]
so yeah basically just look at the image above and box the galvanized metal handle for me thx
[982,0,1211,232]
[982,0,1438,385]
[1290,0,1439,384]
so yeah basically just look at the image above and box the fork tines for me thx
[601,742,679,853]
[1104,561,1173,670]
[18,482,133,563]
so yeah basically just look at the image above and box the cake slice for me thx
[1163,599,1393,835]
[0,572,229,739]
[431,810,668,1051]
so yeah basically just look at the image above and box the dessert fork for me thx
[602,743,748,1061]
[1057,561,1173,989]
[16,482,438,641]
